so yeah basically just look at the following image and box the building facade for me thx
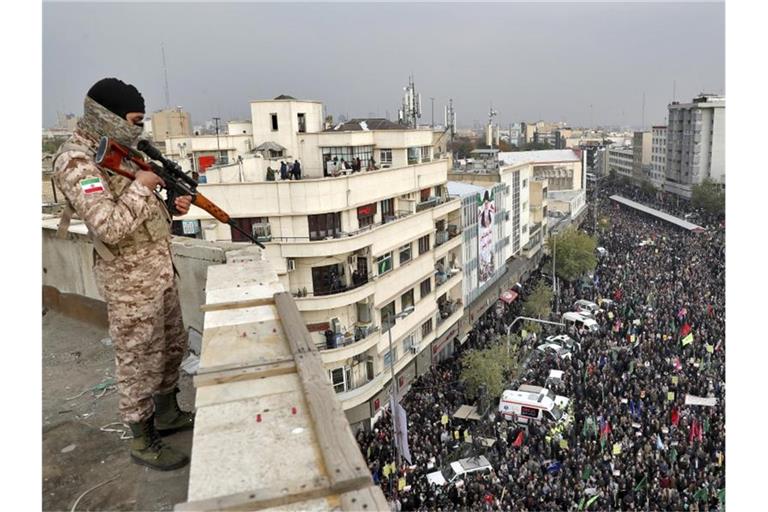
[650,126,667,189]
[608,146,634,178]
[177,96,462,430]
[632,131,652,181]
[665,94,725,198]
[149,107,192,143]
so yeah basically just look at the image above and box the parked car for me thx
[536,342,573,360]
[562,312,599,333]
[573,299,601,316]
[544,334,581,352]
[426,455,493,486]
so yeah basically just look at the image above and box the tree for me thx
[549,227,597,282]
[42,136,66,155]
[498,140,516,152]
[691,179,725,216]
[522,282,553,333]
[640,179,656,196]
[460,340,521,400]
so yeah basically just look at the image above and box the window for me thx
[522,179,528,188]
[270,113,278,131]
[421,146,431,162]
[383,347,398,368]
[321,146,374,167]
[380,198,395,222]
[312,264,345,296]
[230,217,266,242]
[420,188,432,202]
[407,147,419,165]
[401,289,414,311]
[377,252,393,276]
[399,243,412,264]
[380,149,392,166]
[418,234,430,255]
[381,301,396,332]
[357,203,376,228]
[297,113,306,133]
[308,212,342,240]
[329,367,351,393]
[420,278,432,298]
[421,318,433,338]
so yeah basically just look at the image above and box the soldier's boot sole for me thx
[130,452,189,471]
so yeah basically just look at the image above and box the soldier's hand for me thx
[135,170,165,190]
[174,195,192,216]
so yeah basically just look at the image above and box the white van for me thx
[573,300,600,316]
[498,390,568,424]
[562,312,599,332]
[517,384,570,409]
[426,455,492,486]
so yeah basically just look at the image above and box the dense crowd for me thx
[357,180,725,511]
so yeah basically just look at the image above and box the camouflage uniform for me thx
[53,97,188,424]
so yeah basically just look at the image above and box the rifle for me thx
[95,137,265,248]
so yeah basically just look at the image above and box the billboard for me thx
[478,190,496,287]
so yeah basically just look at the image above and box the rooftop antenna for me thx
[487,103,497,147]
[161,43,171,109]
[399,74,421,128]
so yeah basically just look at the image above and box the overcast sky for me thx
[43,2,724,130]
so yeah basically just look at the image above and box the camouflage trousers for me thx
[107,281,187,423]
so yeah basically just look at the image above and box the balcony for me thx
[435,266,462,291]
[320,325,380,365]
[437,299,462,327]
[416,195,449,213]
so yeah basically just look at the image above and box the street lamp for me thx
[503,315,565,357]
[385,305,415,471]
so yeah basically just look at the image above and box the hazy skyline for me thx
[43,2,724,130]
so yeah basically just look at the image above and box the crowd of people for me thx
[357,179,725,511]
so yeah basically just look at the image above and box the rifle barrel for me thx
[228,220,266,248]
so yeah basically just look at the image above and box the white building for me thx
[607,146,634,178]
[650,125,667,189]
[178,95,461,430]
[498,149,584,192]
[665,94,725,198]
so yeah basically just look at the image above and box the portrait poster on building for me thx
[478,190,496,287]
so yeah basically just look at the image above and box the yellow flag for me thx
[441,414,449,425]
[613,443,622,455]
[706,344,714,354]
[672,376,678,385]
[667,392,675,401]
[383,464,391,478]
[681,333,694,346]
[560,439,569,449]
[398,477,406,491]
[454,430,459,440]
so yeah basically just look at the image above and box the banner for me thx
[684,395,717,407]
[477,190,496,287]
[391,396,412,465]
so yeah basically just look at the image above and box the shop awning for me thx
[499,290,519,304]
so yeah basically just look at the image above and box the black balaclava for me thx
[77,78,146,147]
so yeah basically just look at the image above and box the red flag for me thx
[707,304,714,317]
[600,421,612,438]
[679,323,692,337]
[513,431,524,447]
[671,407,680,427]
[689,419,698,443]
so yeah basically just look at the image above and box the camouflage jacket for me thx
[52,130,175,301]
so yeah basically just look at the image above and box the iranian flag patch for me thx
[80,177,104,195]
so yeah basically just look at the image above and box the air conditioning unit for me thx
[286,258,296,272]
[252,222,272,242]
[330,317,342,334]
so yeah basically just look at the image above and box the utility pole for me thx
[213,116,222,163]
[552,235,559,314]
[161,43,171,109]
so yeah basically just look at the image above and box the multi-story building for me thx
[498,149,584,192]
[665,94,725,198]
[650,126,667,189]
[178,95,462,430]
[608,146,634,178]
[149,107,192,143]
[632,131,652,181]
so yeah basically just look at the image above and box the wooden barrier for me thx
[176,254,387,511]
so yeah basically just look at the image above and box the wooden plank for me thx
[200,297,275,312]
[339,487,389,512]
[206,281,284,307]
[195,373,303,408]
[187,391,321,502]
[198,317,290,371]
[194,360,296,387]
[175,476,332,511]
[273,292,372,489]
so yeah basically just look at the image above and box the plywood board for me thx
[195,373,303,408]
[187,390,322,503]
[199,318,290,371]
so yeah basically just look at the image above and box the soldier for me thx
[52,78,194,471]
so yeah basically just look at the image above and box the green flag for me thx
[582,464,592,482]
[585,495,600,509]
[633,475,648,492]
[578,497,587,511]
[694,488,708,502]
